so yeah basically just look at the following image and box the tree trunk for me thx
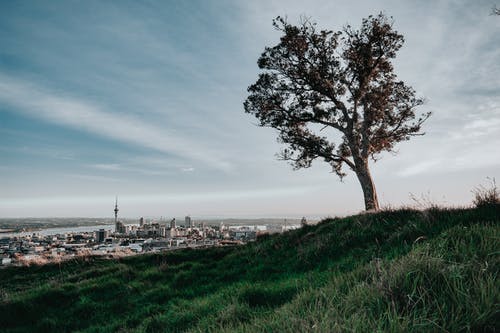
[354,160,380,211]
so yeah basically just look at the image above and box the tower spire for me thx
[114,196,119,223]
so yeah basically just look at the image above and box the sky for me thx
[1,0,499,218]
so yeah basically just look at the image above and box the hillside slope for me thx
[0,206,498,332]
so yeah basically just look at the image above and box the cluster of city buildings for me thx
[0,199,301,267]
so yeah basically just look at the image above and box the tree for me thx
[244,14,430,211]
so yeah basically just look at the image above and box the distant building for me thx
[96,229,108,243]
[113,197,125,233]
[139,217,144,227]
[115,221,126,234]
[185,216,192,228]
[166,228,176,238]
[0,257,12,266]
[233,230,256,241]
[159,226,167,238]
[170,218,176,229]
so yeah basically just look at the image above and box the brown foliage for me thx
[244,14,430,210]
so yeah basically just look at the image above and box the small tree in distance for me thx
[244,13,430,211]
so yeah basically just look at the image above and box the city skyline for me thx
[1,1,499,217]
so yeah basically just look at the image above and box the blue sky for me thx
[1,0,499,218]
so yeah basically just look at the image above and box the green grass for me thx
[0,205,498,332]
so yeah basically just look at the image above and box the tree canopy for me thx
[244,14,430,210]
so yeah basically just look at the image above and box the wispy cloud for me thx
[397,144,500,177]
[398,159,443,177]
[88,163,122,171]
[66,173,123,183]
[0,184,321,207]
[85,161,179,176]
[0,73,232,171]
[0,144,76,161]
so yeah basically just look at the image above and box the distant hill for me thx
[0,217,116,232]
[0,205,498,332]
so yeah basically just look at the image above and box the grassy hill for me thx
[0,205,498,332]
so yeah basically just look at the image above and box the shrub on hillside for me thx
[472,178,499,208]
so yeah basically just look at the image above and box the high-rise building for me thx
[185,216,192,228]
[170,218,176,229]
[96,229,107,243]
[115,221,126,234]
[139,217,144,227]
